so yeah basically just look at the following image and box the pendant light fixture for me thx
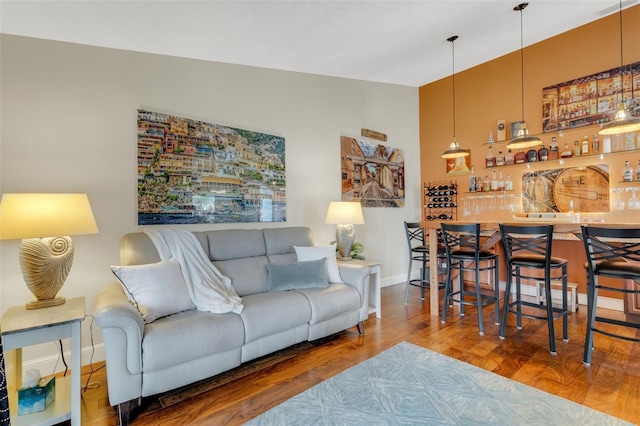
[598,0,640,135]
[441,35,469,159]
[506,3,543,150]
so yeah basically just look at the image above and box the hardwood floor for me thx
[78,283,640,425]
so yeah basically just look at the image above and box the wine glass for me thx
[628,189,640,210]
[614,190,625,211]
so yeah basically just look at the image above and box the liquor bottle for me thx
[581,135,590,155]
[485,146,495,168]
[505,173,513,191]
[572,141,581,157]
[538,144,548,161]
[602,135,612,153]
[592,134,599,155]
[505,149,515,165]
[490,170,498,191]
[476,176,483,192]
[498,170,505,191]
[514,150,527,164]
[636,160,640,181]
[483,176,490,192]
[561,142,572,158]
[548,137,558,160]
[623,160,633,182]
[496,150,505,167]
[469,166,476,192]
[526,146,538,162]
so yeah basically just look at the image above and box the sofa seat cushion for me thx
[296,283,361,325]
[240,291,311,343]
[142,309,244,372]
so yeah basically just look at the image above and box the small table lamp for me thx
[0,193,99,309]
[325,201,364,261]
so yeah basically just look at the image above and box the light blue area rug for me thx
[247,341,630,425]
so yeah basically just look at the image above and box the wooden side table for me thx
[1,297,85,425]
[339,259,382,319]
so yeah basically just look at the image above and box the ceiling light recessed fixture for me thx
[441,35,470,159]
[598,0,640,136]
[506,3,543,151]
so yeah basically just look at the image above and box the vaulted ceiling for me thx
[1,0,637,87]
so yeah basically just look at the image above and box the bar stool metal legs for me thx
[403,221,445,305]
[440,222,500,336]
[499,224,568,355]
[581,225,640,365]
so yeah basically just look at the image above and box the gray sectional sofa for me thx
[94,226,371,425]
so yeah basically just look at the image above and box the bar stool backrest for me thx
[581,225,640,267]
[404,222,426,252]
[500,224,554,267]
[441,223,482,261]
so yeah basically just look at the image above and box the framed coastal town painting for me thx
[137,109,286,225]
[340,136,405,208]
[521,164,609,214]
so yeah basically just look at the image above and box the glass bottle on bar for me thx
[476,176,483,192]
[514,149,527,164]
[505,173,513,191]
[496,150,505,167]
[591,134,599,155]
[572,140,581,157]
[505,149,515,165]
[483,175,491,192]
[538,144,548,161]
[526,146,538,162]
[485,145,495,168]
[469,166,476,192]
[561,142,572,158]
[623,160,633,182]
[636,159,640,181]
[548,137,558,160]
[491,170,498,191]
[581,135,590,155]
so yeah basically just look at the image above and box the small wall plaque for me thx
[361,129,387,142]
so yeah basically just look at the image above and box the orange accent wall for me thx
[419,5,640,292]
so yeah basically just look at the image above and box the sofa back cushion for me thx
[118,227,315,297]
[263,227,314,264]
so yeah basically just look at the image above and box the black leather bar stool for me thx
[440,223,500,335]
[499,224,568,355]
[581,225,640,365]
[403,221,446,305]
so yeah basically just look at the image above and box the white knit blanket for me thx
[143,229,244,314]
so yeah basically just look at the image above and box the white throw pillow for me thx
[294,245,343,284]
[111,258,196,323]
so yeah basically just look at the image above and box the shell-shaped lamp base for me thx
[19,236,73,310]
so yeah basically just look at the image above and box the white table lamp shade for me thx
[0,193,99,309]
[325,201,364,261]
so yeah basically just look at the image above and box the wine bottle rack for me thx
[424,180,457,221]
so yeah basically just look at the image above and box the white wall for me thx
[0,35,420,370]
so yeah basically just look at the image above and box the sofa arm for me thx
[94,282,144,406]
[337,263,371,321]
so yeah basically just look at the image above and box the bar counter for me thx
[421,220,640,316]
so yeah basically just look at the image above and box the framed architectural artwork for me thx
[340,136,405,208]
[137,109,286,224]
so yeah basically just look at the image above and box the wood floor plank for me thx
[76,283,640,425]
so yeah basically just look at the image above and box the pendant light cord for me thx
[447,35,458,139]
[517,3,526,123]
[618,0,624,107]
